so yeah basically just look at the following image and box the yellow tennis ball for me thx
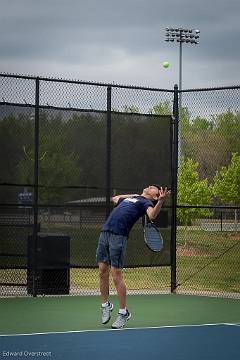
[163,61,170,69]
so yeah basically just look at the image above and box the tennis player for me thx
[96,185,170,329]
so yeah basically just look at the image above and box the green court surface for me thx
[0,294,239,335]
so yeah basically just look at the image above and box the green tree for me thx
[183,131,229,181]
[0,113,34,202]
[122,105,139,113]
[66,113,106,192]
[191,116,213,131]
[149,101,172,115]
[17,130,81,204]
[181,110,240,181]
[213,110,240,157]
[177,157,212,245]
[212,152,240,205]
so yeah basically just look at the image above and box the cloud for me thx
[0,0,239,88]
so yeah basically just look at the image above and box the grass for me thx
[70,266,171,291]
[176,228,240,293]
[0,224,240,295]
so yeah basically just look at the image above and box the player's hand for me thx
[158,187,171,201]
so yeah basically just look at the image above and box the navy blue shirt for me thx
[102,196,154,236]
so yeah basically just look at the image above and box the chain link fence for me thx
[176,86,240,298]
[176,206,240,298]
[0,74,174,297]
[180,87,240,180]
[0,74,239,298]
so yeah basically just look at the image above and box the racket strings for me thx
[144,224,163,251]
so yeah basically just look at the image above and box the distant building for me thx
[66,197,108,224]
[67,197,106,206]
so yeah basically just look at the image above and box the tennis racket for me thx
[143,215,164,252]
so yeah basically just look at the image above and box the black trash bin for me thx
[27,233,70,295]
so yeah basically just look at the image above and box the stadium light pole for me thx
[165,27,200,159]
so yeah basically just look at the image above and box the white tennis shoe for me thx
[101,302,114,324]
[111,310,131,329]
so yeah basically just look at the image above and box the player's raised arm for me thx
[146,187,170,220]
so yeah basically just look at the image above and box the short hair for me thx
[150,184,161,191]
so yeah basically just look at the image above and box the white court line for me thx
[0,323,239,337]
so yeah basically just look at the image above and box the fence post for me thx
[171,84,179,293]
[32,77,40,297]
[106,86,112,218]
[220,211,223,232]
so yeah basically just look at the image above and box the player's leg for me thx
[98,261,114,324]
[98,261,110,303]
[111,266,131,329]
[96,232,114,324]
[111,266,126,309]
[109,234,131,329]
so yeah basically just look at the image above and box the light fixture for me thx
[164,27,200,159]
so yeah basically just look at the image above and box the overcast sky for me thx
[0,0,239,89]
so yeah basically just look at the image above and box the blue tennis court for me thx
[1,324,239,360]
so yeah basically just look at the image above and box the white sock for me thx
[101,301,110,308]
[119,308,127,315]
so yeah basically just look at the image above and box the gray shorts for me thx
[96,231,128,269]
